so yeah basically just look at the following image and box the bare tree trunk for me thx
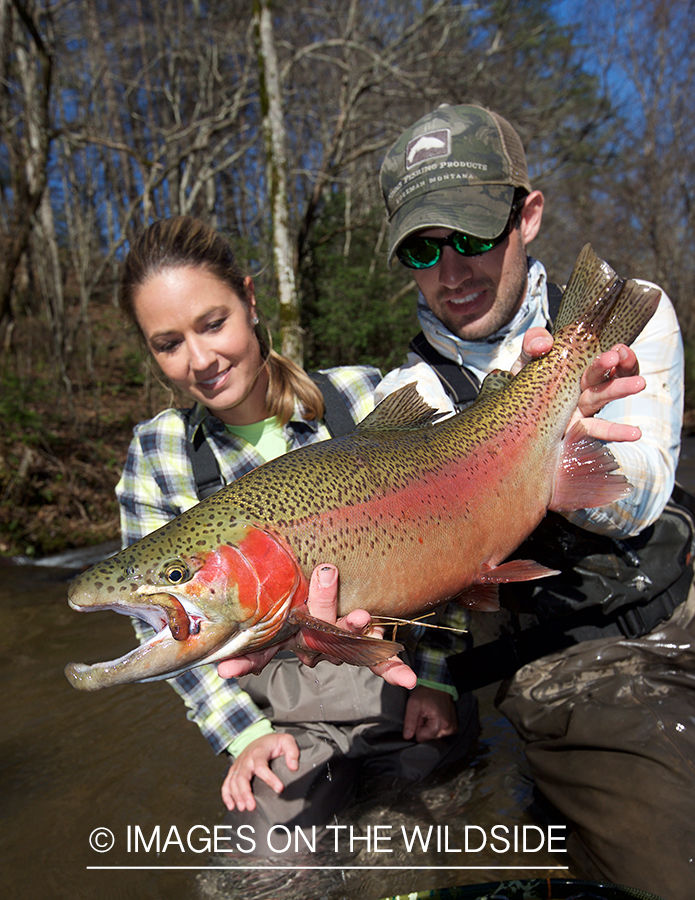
[0,0,52,333]
[254,0,302,365]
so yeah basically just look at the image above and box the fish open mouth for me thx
[64,592,238,691]
[67,589,206,642]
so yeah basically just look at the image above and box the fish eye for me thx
[162,560,190,584]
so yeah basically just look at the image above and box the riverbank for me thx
[0,362,183,557]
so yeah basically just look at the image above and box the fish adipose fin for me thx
[288,608,403,666]
[550,420,633,511]
[357,382,441,432]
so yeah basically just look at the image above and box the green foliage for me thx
[300,197,418,374]
[0,371,44,441]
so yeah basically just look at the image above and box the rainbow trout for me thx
[65,245,660,691]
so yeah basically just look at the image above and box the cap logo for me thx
[406,129,450,170]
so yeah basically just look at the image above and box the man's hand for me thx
[217,564,416,689]
[512,327,644,443]
[221,732,299,812]
[573,342,643,441]
[403,684,458,742]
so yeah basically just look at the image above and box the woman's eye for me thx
[155,338,181,354]
[206,317,227,332]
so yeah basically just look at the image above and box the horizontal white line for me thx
[87,865,570,871]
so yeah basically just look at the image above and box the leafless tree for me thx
[0,0,53,340]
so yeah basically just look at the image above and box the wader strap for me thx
[447,558,694,694]
[307,371,358,438]
[408,331,480,409]
[409,283,563,409]
[189,423,225,500]
[546,281,563,322]
[188,373,358,500]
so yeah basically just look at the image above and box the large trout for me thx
[65,245,660,691]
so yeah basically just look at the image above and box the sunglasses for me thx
[396,202,523,270]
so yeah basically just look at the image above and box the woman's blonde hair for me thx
[119,216,324,425]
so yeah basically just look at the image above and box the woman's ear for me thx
[244,275,258,321]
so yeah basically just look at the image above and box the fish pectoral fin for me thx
[550,420,633,511]
[288,609,403,667]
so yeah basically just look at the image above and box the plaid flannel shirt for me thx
[116,365,381,755]
[378,258,684,686]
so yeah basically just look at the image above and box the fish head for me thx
[65,519,308,691]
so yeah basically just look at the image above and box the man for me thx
[375,103,695,899]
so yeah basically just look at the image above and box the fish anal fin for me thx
[550,420,633,512]
[453,558,561,612]
[288,608,403,666]
[357,383,440,432]
[478,559,561,583]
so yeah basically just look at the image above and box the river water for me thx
[3,440,694,900]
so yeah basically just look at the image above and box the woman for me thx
[115,216,476,858]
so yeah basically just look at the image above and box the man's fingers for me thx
[581,345,640,392]
[579,375,646,418]
[510,327,553,375]
[582,419,642,443]
[217,645,279,678]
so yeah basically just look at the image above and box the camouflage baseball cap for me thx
[380,104,532,265]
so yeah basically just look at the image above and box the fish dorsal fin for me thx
[357,382,440,432]
[476,369,513,401]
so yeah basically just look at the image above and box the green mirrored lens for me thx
[451,233,497,255]
[397,228,509,269]
[397,238,442,269]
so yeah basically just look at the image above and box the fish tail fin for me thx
[552,244,661,349]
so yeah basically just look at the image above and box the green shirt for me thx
[225,416,289,463]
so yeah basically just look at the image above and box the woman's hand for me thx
[403,685,458,742]
[221,732,299,812]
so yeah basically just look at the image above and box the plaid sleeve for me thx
[165,665,271,754]
[563,288,683,538]
[412,604,471,695]
[116,410,199,546]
